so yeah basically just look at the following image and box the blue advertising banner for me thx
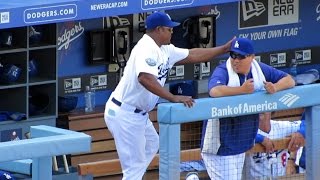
[0,0,238,29]
[215,0,320,53]
[57,19,105,76]
[158,83,320,124]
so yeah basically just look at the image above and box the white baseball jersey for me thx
[112,34,188,112]
[104,34,189,180]
[244,120,301,179]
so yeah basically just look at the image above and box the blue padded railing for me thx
[0,125,91,180]
[158,83,320,180]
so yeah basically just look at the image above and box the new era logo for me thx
[241,0,266,21]
[239,0,268,29]
[295,50,311,61]
[0,12,10,24]
[279,93,300,107]
[64,78,81,90]
[239,0,299,29]
[270,53,286,66]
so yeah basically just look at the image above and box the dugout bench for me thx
[74,106,305,179]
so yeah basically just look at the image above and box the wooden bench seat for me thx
[75,107,305,179]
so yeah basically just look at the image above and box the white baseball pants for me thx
[104,99,159,180]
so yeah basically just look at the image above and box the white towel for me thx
[202,58,266,154]
[226,57,266,90]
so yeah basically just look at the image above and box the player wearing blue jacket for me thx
[201,38,295,180]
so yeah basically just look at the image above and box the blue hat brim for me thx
[230,49,248,56]
[166,21,180,28]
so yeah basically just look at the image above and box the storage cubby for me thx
[0,87,26,113]
[0,23,57,135]
[0,51,27,85]
[29,48,56,83]
[0,27,27,50]
[29,83,56,118]
[29,23,56,47]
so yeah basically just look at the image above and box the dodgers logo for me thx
[234,41,240,48]
[158,62,169,80]
[317,3,320,21]
[57,22,84,51]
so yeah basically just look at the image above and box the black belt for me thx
[111,97,146,115]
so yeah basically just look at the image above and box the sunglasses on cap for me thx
[230,51,248,60]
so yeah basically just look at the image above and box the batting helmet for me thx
[58,95,78,112]
[29,26,42,44]
[28,59,39,77]
[0,63,22,83]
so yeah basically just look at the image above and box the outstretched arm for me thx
[177,37,235,65]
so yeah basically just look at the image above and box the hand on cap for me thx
[223,36,237,53]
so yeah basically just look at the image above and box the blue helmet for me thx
[28,59,38,77]
[58,96,78,112]
[29,26,42,44]
[0,63,22,83]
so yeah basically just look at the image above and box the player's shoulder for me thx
[212,61,227,73]
[160,44,177,52]
[258,61,273,70]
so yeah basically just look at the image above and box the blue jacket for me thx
[202,114,259,155]
[201,61,289,156]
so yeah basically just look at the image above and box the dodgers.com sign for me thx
[141,0,194,10]
[24,4,77,23]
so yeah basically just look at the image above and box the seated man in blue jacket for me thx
[201,38,295,180]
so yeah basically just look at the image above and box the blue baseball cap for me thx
[230,38,254,55]
[146,12,180,30]
[0,170,15,180]
[170,82,196,98]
